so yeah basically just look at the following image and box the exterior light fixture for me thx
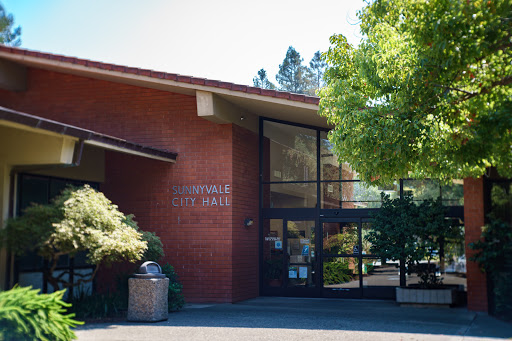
[244,218,254,227]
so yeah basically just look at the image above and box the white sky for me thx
[3,0,364,86]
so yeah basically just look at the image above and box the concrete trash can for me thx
[127,261,169,322]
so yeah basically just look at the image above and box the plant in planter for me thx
[367,193,460,304]
[366,193,424,287]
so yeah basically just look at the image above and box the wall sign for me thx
[171,184,231,207]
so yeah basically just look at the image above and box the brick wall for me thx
[231,125,259,301]
[464,177,488,312]
[0,67,260,303]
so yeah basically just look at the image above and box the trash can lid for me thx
[134,261,166,279]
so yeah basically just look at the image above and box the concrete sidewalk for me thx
[75,297,511,341]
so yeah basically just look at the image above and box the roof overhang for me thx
[0,106,177,163]
[0,47,329,129]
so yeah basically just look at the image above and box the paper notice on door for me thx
[299,266,308,279]
[288,266,297,278]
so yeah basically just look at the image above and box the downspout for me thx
[5,139,84,289]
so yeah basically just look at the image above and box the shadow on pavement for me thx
[77,297,512,340]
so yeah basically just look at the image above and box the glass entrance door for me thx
[262,219,319,296]
[321,220,398,299]
[284,220,318,295]
[322,220,362,298]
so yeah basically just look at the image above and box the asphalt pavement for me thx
[75,296,511,341]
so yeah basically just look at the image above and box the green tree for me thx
[253,68,276,89]
[367,194,421,286]
[2,185,148,291]
[308,50,327,92]
[0,3,21,46]
[319,0,512,185]
[276,46,310,94]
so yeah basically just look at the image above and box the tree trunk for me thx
[399,258,406,287]
[439,237,445,274]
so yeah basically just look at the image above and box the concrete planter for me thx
[396,287,456,306]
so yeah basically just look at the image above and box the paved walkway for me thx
[76,297,511,341]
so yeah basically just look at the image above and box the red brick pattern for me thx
[231,125,259,301]
[464,177,488,312]
[0,67,260,303]
[0,45,320,105]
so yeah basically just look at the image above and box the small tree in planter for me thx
[2,185,148,292]
[366,193,423,287]
[367,193,452,288]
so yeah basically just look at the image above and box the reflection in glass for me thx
[323,222,358,255]
[320,131,358,181]
[406,222,467,291]
[321,182,398,209]
[263,120,317,182]
[263,219,284,287]
[287,221,316,288]
[263,182,317,208]
[323,257,359,288]
[403,179,440,203]
[362,259,399,288]
[441,180,464,206]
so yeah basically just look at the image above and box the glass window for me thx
[403,179,441,203]
[263,182,317,208]
[323,257,360,288]
[321,181,397,209]
[263,219,284,287]
[323,222,358,255]
[286,220,316,288]
[441,180,464,206]
[320,131,358,181]
[263,121,317,182]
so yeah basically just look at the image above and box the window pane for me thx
[403,179,440,203]
[320,131,358,181]
[263,219,284,287]
[441,180,464,206]
[323,257,359,288]
[263,121,317,182]
[323,222,358,255]
[18,175,49,212]
[287,220,316,288]
[362,260,399,288]
[321,181,397,209]
[263,182,317,208]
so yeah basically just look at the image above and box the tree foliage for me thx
[276,46,310,94]
[367,194,452,287]
[319,0,512,185]
[253,68,276,89]
[0,3,21,46]
[2,185,148,291]
[309,50,327,90]
[0,286,82,341]
[253,47,327,95]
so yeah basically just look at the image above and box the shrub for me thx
[1,185,148,292]
[161,263,185,311]
[0,286,83,341]
[323,261,353,285]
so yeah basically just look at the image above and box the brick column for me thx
[464,177,488,312]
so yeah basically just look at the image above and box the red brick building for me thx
[0,45,491,311]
